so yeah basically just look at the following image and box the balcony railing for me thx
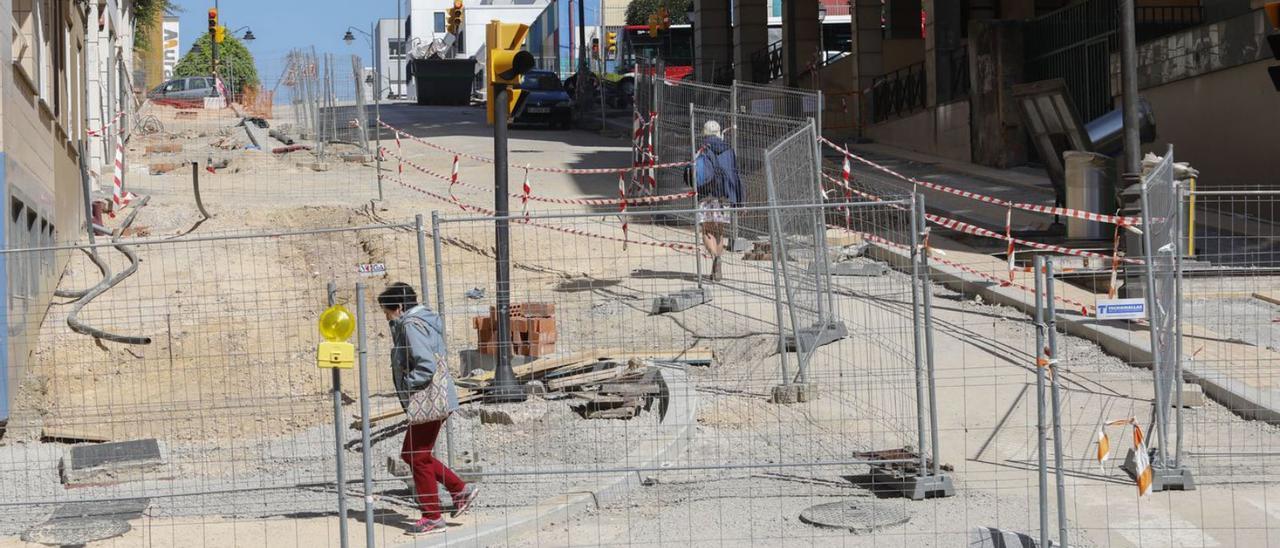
[749,40,784,83]
[870,61,927,123]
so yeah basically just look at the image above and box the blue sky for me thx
[172,0,402,86]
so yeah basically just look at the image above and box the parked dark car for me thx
[514,71,572,129]
[147,76,222,100]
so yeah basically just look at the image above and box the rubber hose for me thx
[65,196,153,345]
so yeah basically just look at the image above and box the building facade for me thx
[1,0,94,424]
[373,17,408,99]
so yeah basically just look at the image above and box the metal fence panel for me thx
[762,123,838,381]
[0,223,420,543]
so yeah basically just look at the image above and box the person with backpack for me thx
[693,120,744,281]
[379,282,479,535]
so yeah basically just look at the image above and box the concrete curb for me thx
[870,242,1280,426]
[400,367,697,546]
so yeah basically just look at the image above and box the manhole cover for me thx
[22,518,131,545]
[799,499,910,533]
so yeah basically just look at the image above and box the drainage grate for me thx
[799,499,910,533]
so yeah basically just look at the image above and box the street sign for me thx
[1096,298,1146,320]
[356,263,387,277]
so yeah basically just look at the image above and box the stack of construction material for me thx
[472,302,557,357]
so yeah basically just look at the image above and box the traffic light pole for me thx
[490,84,526,404]
[212,1,220,80]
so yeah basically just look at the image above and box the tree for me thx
[132,0,177,51]
[625,0,691,26]
[173,33,260,92]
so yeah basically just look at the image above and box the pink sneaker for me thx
[406,517,447,536]
[451,484,480,518]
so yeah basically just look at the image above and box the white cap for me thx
[702,120,722,138]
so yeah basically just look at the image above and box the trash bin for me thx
[412,58,477,106]
[1064,151,1115,240]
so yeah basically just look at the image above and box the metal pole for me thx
[1046,258,1068,548]
[430,211,457,468]
[690,103,704,289]
[1173,180,1186,468]
[355,283,375,548]
[211,0,220,80]
[374,24,384,202]
[908,193,928,477]
[327,281,350,548]
[764,167,791,387]
[1119,0,1140,178]
[915,198,940,477]
[397,0,403,99]
[729,84,740,247]
[490,85,526,403]
[1138,174,1169,468]
[1033,255,1049,548]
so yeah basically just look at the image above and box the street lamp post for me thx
[343,24,384,201]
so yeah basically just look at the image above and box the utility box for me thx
[1064,151,1115,240]
[412,58,477,106]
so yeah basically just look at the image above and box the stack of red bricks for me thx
[472,302,557,357]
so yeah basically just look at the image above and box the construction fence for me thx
[0,197,954,546]
[9,49,1280,545]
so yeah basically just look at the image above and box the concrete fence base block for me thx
[771,384,799,404]
[785,321,849,353]
[795,383,819,402]
[650,287,712,314]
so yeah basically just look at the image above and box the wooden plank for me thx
[587,406,640,419]
[1253,291,1280,307]
[570,392,633,405]
[40,427,111,444]
[546,366,628,390]
[598,383,662,396]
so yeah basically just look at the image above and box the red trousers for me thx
[401,418,466,520]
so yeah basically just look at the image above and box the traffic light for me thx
[657,7,670,29]
[447,1,464,35]
[606,31,617,57]
[214,25,226,44]
[647,14,660,36]
[1267,2,1280,91]
[486,20,535,124]
[591,37,600,59]
[207,8,218,35]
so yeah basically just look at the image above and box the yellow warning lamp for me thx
[316,304,355,369]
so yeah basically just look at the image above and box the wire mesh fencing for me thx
[421,200,954,545]
[0,222,425,545]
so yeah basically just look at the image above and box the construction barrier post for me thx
[327,280,350,548]
[355,282,375,548]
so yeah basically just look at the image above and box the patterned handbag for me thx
[405,352,456,426]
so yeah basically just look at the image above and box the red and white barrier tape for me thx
[381,120,690,174]
[821,173,1143,265]
[392,173,698,253]
[449,155,460,204]
[521,166,532,218]
[110,123,137,217]
[856,229,1093,317]
[382,147,693,206]
[618,172,629,248]
[819,138,1143,228]
[87,110,126,137]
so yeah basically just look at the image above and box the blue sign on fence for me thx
[1096,298,1147,320]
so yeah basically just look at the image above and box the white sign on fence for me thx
[1096,298,1147,320]
[162,18,180,80]
[356,263,387,277]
